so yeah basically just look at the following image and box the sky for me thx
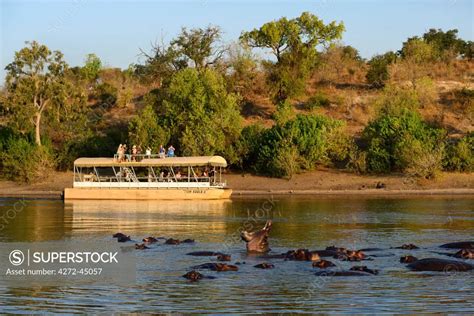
[0,0,473,82]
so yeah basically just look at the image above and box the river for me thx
[0,196,473,313]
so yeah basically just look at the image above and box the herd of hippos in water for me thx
[112,220,473,281]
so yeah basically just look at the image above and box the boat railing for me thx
[113,153,168,162]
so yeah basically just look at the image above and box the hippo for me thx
[186,251,226,257]
[217,254,231,261]
[182,270,216,281]
[143,237,158,243]
[241,220,272,253]
[165,238,180,245]
[183,270,203,281]
[254,263,275,269]
[335,250,367,261]
[182,239,195,244]
[315,270,373,277]
[400,255,418,263]
[312,246,347,258]
[407,258,474,272]
[285,249,321,261]
[312,260,336,269]
[452,249,474,259]
[135,243,149,250]
[350,266,379,275]
[440,241,474,249]
[394,244,419,250]
[113,233,131,243]
[192,263,239,272]
[358,248,384,252]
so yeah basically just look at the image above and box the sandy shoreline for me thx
[0,169,472,199]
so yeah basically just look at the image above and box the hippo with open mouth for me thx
[241,220,272,253]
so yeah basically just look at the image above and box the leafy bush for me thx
[0,137,53,183]
[253,114,349,177]
[374,85,420,116]
[234,124,265,170]
[273,100,295,125]
[414,77,437,107]
[305,93,330,110]
[363,109,446,176]
[128,104,169,151]
[95,82,118,107]
[443,133,474,172]
[366,52,397,88]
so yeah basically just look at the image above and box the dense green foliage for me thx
[0,130,53,182]
[443,133,474,172]
[363,110,445,178]
[143,68,242,163]
[366,52,397,88]
[81,53,102,81]
[243,114,350,178]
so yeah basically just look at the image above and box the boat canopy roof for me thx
[73,156,228,168]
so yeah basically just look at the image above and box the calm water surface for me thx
[0,196,473,313]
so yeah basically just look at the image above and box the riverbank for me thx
[0,169,472,199]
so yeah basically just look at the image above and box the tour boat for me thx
[64,155,232,200]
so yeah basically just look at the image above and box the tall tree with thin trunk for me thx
[4,41,68,146]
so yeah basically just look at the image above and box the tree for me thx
[422,28,465,60]
[139,26,224,85]
[366,52,397,88]
[240,12,344,103]
[4,41,70,146]
[399,37,435,88]
[128,104,169,150]
[171,25,225,69]
[151,68,242,162]
[81,53,102,81]
[320,44,364,84]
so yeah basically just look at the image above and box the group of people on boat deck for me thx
[153,167,216,182]
[116,144,176,162]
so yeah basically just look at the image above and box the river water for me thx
[0,196,473,313]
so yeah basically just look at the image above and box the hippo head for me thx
[241,220,272,253]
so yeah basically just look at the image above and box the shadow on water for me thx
[0,196,473,313]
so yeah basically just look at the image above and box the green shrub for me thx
[253,114,348,177]
[273,145,300,179]
[305,93,330,110]
[363,109,445,176]
[273,100,295,125]
[375,85,420,116]
[235,124,265,170]
[0,137,53,183]
[443,133,474,172]
[95,82,118,106]
[366,51,397,88]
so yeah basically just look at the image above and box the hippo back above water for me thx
[407,258,474,272]
[440,241,474,249]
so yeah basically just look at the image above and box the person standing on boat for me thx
[116,144,123,162]
[132,145,137,161]
[167,145,175,157]
[159,144,166,158]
